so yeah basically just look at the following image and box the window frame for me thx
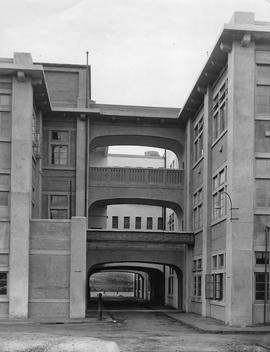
[49,193,69,220]
[135,216,141,230]
[124,216,130,229]
[0,272,7,296]
[212,77,228,142]
[49,130,70,167]
[212,166,227,221]
[193,187,203,230]
[112,216,119,229]
[193,111,204,164]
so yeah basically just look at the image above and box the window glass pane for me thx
[51,145,68,165]
[51,131,68,142]
[146,217,153,230]
[157,217,163,230]
[0,95,11,109]
[0,112,11,138]
[0,192,8,206]
[135,217,141,230]
[0,273,7,295]
[124,216,130,229]
[50,209,68,219]
[50,195,68,207]
[112,216,118,229]
[255,273,269,300]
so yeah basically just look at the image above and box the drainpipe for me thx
[264,226,270,324]
[84,52,90,218]
[162,149,167,230]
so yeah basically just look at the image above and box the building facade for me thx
[0,11,270,325]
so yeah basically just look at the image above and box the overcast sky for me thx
[2,0,270,109]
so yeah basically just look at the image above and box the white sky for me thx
[2,0,270,154]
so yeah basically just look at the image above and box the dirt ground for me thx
[0,311,268,352]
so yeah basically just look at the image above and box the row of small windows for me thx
[112,216,164,230]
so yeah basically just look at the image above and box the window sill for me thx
[192,156,204,170]
[211,216,227,227]
[210,300,225,306]
[255,115,270,120]
[191,297,202,303]
[43,166,75,171]
[0,138,11,143]
[211,129,227,148]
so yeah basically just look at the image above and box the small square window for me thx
[51,131,69,142]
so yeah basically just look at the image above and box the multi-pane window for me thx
[255,251,269,265]
[49,194,69,219]
[135,217,141,230]
[255,273,269,300]
[193,187,203,230]
[0,78,11,139]
[192,258,202,299]
[50,131,69,166]
[256,65,270,115]
[146,217,153,230]
[206,252,226,300]
[112,216,118,229]
[0,273,7,295]
[256,180,270,208]
[168,213,175,231]
[157,217,163,230]
[193,114,204,163]
[0,191,8,206]
[168,267,174,296]
[124,216,130,229]
[212,78,228,141]
[212,167,227,220]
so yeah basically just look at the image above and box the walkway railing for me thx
[89,167,184,186]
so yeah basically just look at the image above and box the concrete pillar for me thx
[184,119,193,312]
[76,118,86,216]
[226,40,255,326]
[70,216,87,318]
[201,87,213,317]
[9,54,33,318]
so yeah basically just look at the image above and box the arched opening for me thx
[86,261,183,313]
[88,199,183,232]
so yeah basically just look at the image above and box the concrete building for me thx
[1,11,270,325]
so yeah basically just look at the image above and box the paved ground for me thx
[0,310,269,352]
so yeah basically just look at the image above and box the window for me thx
[0,192,8,206]
[255,273,269,300]
[193,114,204,163]
[146,217,153,230]
[205,273,224,300]
[212,79,228,141]
[212,167,227,220]
[124,216,130,229]
[256,180,270,208]
[168,213,175,231]
[50,131,69,166]
[0,273,7,295]
[193,187,203,230]
[0,94,11,109]
[218,254,225,268]
[255,251,269,265]
[168,267,174,295]
[157,217,163,230]
[49,194,69,219]
[0,112,10,138]
[112,216,118,229]
[192,258,202,299]
[135,217,141,230]
[212,255,218,269]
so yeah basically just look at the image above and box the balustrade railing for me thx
[89,167,184,186]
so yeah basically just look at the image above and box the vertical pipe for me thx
[84,51,90,219]
[69,180,72,219]
[163,149,167,230]
[264,226,269,324]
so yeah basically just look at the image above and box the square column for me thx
[226,40,255,326]
[9,54,33,317]
[70,217,87,318]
